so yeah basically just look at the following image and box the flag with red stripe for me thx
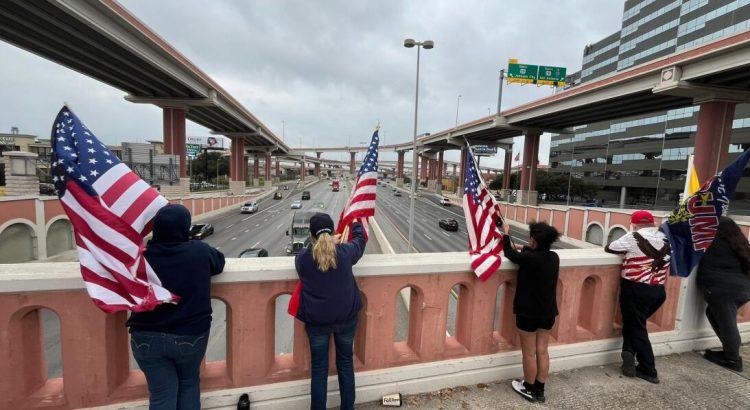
[287,129,379,317]
[462,146,504,281]
[50,106,178,313]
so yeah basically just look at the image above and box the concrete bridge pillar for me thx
[162,107,189,193]
[349,152,356,176]
[315,152,321,179]
[275,160,280,179]
[457,146,468,195]
[694,101,736,181]
[427,159,437,191]
[420,155,428,184]
[264,153,273,189]
[300,160,306,182]
[500,149,512,200]
[436,150,444,195]
[519,132,540,205]
[252,155,260,187]
[396,151,405,187]
[229,139,246,194]
[452,163,457,176]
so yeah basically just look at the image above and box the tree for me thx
[488,174,503,190]
[191,151,229,181]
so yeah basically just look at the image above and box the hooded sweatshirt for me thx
[127,204,225,335]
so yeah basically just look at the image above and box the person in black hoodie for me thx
[502,221,560,404]
[127,204,225,410]
[295,213,366,410]
[697,216,750,372]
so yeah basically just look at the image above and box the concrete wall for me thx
[1,251,747,409]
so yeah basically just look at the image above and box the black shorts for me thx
[515,315,555,332]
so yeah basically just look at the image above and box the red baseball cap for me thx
[631,210,655,225]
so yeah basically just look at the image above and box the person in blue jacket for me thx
[127,204,225,410]
[295,213,366,410]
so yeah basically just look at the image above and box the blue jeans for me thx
[306,320,357,410]
[130,331,209,410]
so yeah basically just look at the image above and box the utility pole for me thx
[497,68,505,114]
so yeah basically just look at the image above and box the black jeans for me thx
[306,319,357,410]
[702,287,750,361]
[619,279,666,377]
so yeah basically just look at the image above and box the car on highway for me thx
[283,185,289,190]
[240,201,259,214]
[273,192,283,200]
[394,191,402,197]
[440,197,451,206]
[291,200,303,209]
[313,201,325,209]
[301,191,311,200]
[286,211,313,254]
[392,187,397,192]
[189,223,214,239]
[239,248,269,258]
[439,218,459,232]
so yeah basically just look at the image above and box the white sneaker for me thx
[511,379,537,403]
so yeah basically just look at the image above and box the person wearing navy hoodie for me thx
[295,213,366,410]
[127,204,225,410]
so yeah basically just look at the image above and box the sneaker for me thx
[704,349,743,372]
[534,389,546,404]
[511,379,537,403]
[621,351,636,377]
[635,369,660,384]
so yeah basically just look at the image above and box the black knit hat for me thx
[310,213,334,238]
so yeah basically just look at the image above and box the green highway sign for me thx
[537,65,567,86]
[507,62,538,85]
[186,143,202,158]
[506,59,566,87]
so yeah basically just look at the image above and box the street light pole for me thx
[404,38,434,252]
[455,94,462,127]
[497,68,505,114]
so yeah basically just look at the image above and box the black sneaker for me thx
[511,379,537,403]
[635,369,660,384]
[704,349,743,372]
[534,389,546,404]
[621,351,636,377]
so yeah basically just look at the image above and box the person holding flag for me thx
[51,106,225,408]
[289,128,378,409]
[664,151,750,372]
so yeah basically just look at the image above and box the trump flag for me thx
[661,148,750,277]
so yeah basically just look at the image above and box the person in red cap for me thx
[605,209,671,384]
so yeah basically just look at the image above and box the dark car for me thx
[239,248,268,258]
[439,218,459,232]
[301,191,311,200]
[394,191,402,197]
[189,223,214,239]
[274,192,283,200]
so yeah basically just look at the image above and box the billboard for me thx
[186,135,228,149]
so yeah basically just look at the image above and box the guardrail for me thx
[3,249,732,408]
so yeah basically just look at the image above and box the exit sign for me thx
[507,59,566,87]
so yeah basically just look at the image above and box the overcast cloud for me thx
[0,0,625,168]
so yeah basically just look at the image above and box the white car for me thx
[440,197,451,206]
[291,200,303,209]
[240,201,258,213]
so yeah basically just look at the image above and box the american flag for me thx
[462,147,504,280]
[50,106,177,313]
[337,129,379,240]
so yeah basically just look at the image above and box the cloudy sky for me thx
[0,1,625,168]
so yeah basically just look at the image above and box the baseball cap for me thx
[310,213,334,238]
[631,210,655,225]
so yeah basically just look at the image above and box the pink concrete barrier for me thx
[0,251,704,409]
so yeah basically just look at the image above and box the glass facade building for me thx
[550,0,750,212]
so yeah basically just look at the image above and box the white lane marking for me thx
[252,241,260,248]
[226,224,234,229]
[244,229,249,233]
[423,233,432,241]
[255,223,259,227]
[216,246,221,250]
[276,223,284,229]
[242,217,250,221]
[442,231,451,237]
[231,237,237,241]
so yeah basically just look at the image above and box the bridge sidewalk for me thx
[359,345,749,409]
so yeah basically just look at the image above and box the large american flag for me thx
[462,147,504,280]
[51,106,177,313]
[337,129,379,240]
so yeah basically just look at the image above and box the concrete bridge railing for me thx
[3,251,748,409]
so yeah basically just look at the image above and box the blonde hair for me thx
[312,232,338,271]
